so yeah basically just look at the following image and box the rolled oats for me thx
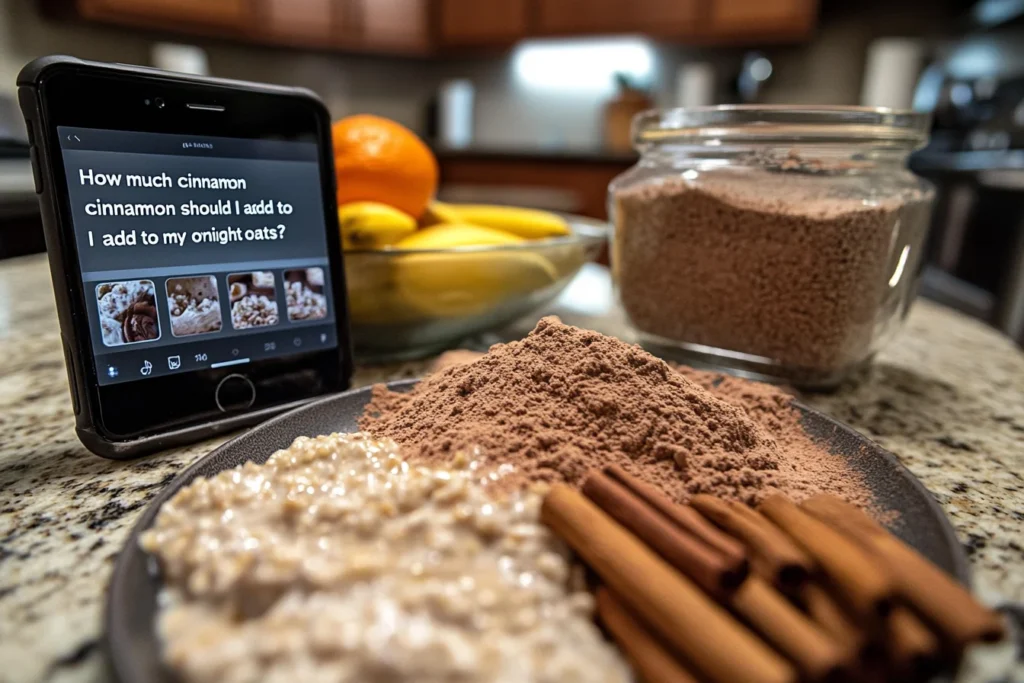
[231,294,279,329]
[142,433,631,683]
[285,280,327,321]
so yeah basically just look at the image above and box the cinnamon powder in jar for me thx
[613,168,930,384]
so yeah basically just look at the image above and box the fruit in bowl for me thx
[332,114,437,219]
[331,115,607,360]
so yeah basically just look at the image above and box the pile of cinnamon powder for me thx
[673,367,873,507]
[362,318,873,506]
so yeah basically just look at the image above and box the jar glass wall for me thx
[609,106,935,388]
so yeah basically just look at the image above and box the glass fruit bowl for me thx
[344,215,607,361]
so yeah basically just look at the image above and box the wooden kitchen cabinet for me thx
[706,0,817,42]
[256,0,432,54]
[535,0,616,35]
[535,0,699,38]
[437,0,530,47]
[76,0,251,32]
[256,0,431,53]
[68,0,431,54]
[52,0,819,56]
[257,0,341,48]
[349,0,432,54]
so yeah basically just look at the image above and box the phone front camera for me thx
[154,97,166,109]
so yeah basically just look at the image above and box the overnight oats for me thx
[284,267,328,322]
[166,276,222,337]
[96,279,160,346]
[227,271,279,329]
[140,433,632,683]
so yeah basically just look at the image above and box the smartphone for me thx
[18,56,352,459]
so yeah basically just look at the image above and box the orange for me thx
[332,115,438,219]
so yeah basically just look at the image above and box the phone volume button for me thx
[29,146,43,194]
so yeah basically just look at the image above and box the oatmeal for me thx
[228,271,279,329]
[285,283,327,321]
[166,276,222,337]
[252,270,275,289]
[141,433,632,683]
[285,267,328,321]
[231,294,279,329]
[95,279,160,346]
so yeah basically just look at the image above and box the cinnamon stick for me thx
[886,606,941,680]
[583,472,747,595]
[802,494,1005,646]
[801,582,872,660]
[759,495,894,621]
[542,485,797,683]
[604,465,748,566]
[691,494,813,592]
[729,576,854,683]
[596,588,701,683]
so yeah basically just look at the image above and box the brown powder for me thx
[673,366,874,508]
[613,172,929,384]
[362,317,873,507]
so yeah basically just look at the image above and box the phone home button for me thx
[215,373,256,412]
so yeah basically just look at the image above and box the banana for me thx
[395,251,559,318]
[419,200,464,227]
[391,223,560,318]
[338,201,417,250]
[442,204,570,239]
[393,223,523,250]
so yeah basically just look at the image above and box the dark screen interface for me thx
[58,126,338,386]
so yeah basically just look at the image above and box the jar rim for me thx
[633,105,931,148]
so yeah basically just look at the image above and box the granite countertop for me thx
[1,254,1022,682]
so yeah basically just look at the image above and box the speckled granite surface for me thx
[0,255,1021,682]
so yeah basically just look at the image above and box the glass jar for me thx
[609,106,935,388]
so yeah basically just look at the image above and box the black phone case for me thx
[18,55,351,459]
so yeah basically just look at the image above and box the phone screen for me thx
[57,126,339,386]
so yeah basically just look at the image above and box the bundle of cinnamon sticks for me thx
[541,465,1005,683]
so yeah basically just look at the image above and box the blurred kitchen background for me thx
[1,0,1024,344]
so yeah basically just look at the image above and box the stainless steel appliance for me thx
[911,0,1024,342]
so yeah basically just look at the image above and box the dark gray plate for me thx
[106,379,970,683]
